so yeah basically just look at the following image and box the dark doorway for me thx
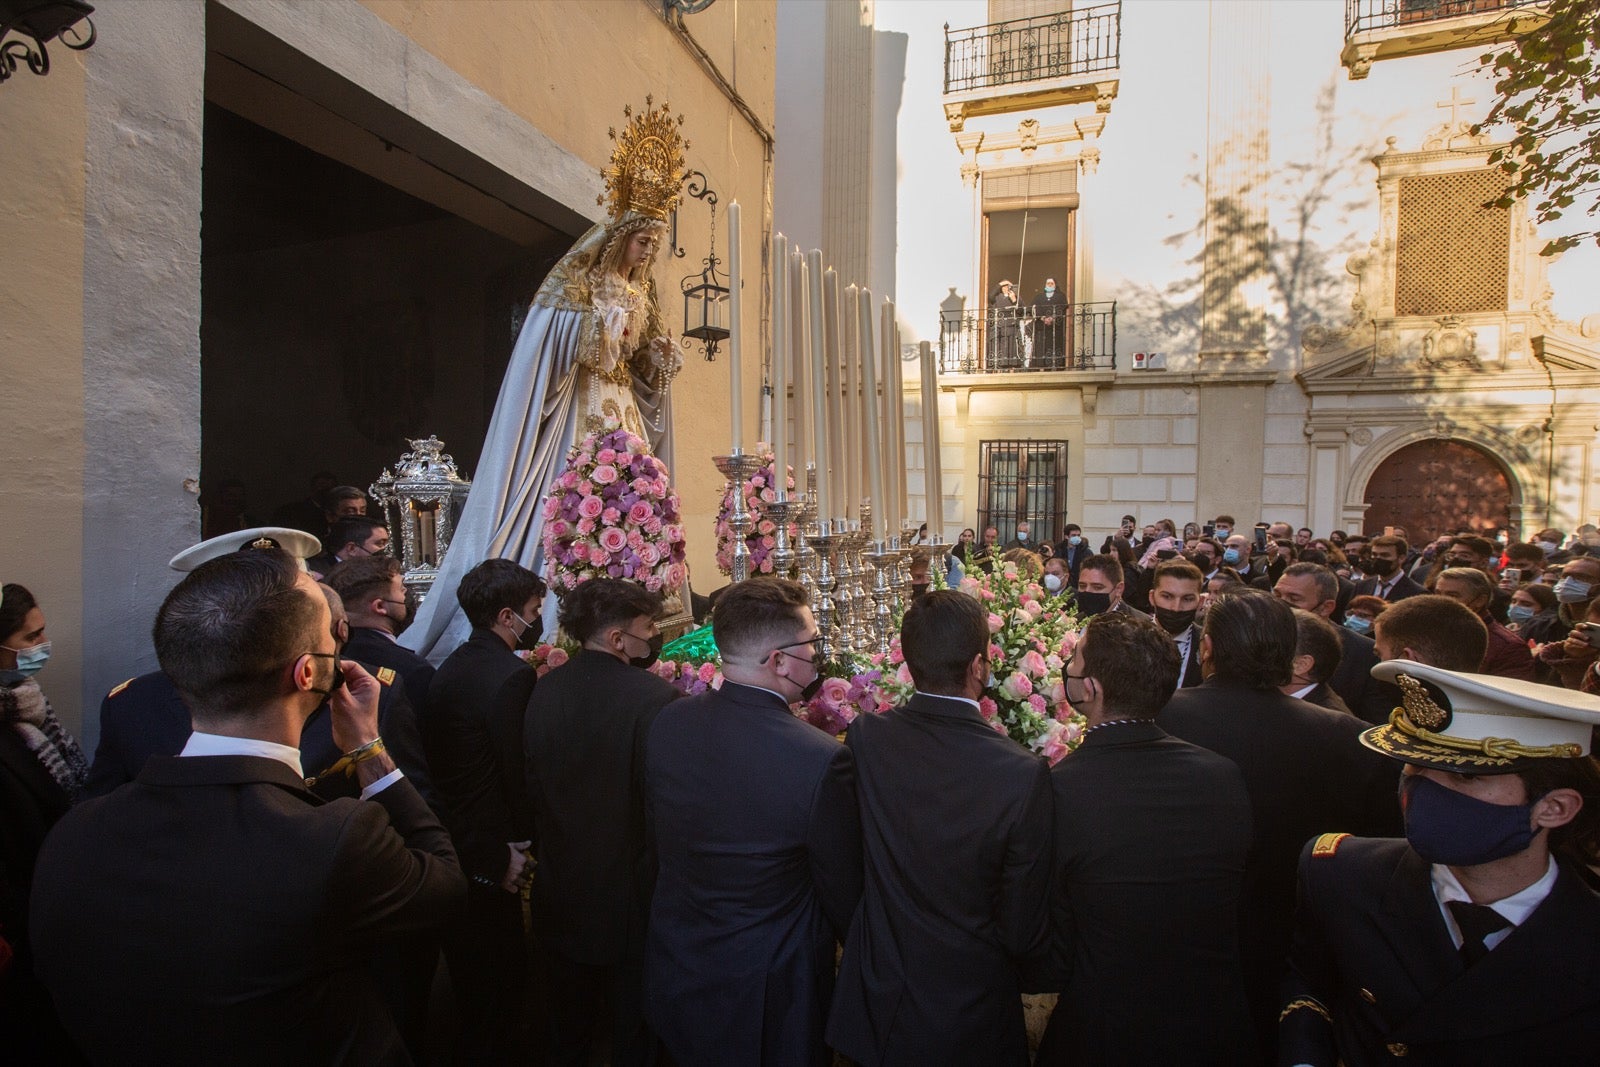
[1362,439,1514,543]
[199,101,571,537]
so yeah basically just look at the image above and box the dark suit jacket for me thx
[31,755,464,1065]
[86,669,434,805]
[645,681,861,1067]
[424,628,537,885]
[1300,682,1354,716]
[828,693,1053,1066]
[1159,680,1403,1059]
[1037,720,1255,1066]
[1354,573,1426,603]
[0,722,72,1000]
[1327,624,1393,726]
[524,649,681,965]
[347,626,436,712]
[1177,623,1204,688]
[1281,837,1600,1066]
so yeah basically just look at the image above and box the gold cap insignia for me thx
[1396,673,1449,730]
[600,96,688,222]
[107,678,133,699]
[376,667,396,686]
[247,536,279,551]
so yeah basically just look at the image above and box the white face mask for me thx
[1043,574,1063,592]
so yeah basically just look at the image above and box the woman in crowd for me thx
[1342,594,1388,637]
[0,583,88,1058]
[1508,582,1558,635]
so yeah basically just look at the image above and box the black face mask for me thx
[307,651,345,700]
[1154,606,1198,636]
[1073,591,1113,617]
[795,672,825,702]
[1365,556,1396,577]
[624,631,664,670]
[510,610,543,651]
[911,582,930,601]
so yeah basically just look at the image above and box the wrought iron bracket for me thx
[0,1,96,86]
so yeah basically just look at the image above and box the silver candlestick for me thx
[713,452,765,583]
[805,521,842,662]
[767,497,798,580]
[795,466,819,601]
[863,541,900,656]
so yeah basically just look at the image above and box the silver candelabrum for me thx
[794,466,819,602]
[713,452,765,583]
[766,496,798,580]
[804,520,843,662]
[863,539,901,656]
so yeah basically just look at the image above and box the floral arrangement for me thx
[714,448,798,577]
[540,421,688,595]
[518,637,579,678]
[650,562,1087,764]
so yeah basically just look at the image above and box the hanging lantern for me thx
[369,436,472,603]
[681,255,730,360]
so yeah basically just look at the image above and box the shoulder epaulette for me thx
[375,667,396,686]
[1311,832,1351,858]
[107,678,134,699]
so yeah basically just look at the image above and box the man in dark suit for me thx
[1075,553,1148,621]
[1036,611,1255,1065]
[306,516,389,579]
[828,590,1052,1065]
[31,549,463,1064]
[524,579,682,1066]
[645,578,861,1067]
[1149,559,1205,689]
[1281,662,1600,1065]
[326,555,434,706]
[1273,562,1392,725]
[1284,608,1355,716]
[1354,534,1426,602]
[424,558,545,1062]
[1159,590,1403,1062]
[1055,523,1092,586]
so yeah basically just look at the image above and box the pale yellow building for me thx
[882,0,1600,548]
[0,0,775,737]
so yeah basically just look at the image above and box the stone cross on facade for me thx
[1436,85,1477,130]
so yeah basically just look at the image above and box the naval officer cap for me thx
[1362,660,1600,774]
[168,527,322,572]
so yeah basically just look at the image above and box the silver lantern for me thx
[370,436,472,604]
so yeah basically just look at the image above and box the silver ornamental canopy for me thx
[370,436,472,603]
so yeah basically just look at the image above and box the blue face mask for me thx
[1068,535,1083,547]
[1401,774,1537,867]
[1222,547,1243,566]
[3,639,51,678]
[1507,604,1536,624]
[1343,615,1373,635]
[1553,577,1592,604]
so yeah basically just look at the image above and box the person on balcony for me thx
[988,280,1022,370]
[1030,277,1068,370]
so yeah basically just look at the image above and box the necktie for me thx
[1447,900,1511,966]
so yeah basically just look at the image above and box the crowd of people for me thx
[3,503,1600,1066]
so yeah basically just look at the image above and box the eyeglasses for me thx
[767,635,822,666]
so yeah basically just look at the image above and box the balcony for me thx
[942,3,1121,132]
[1342,0,1550,79]
[938,301,1117,375]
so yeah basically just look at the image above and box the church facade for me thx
[885,0,1600,546]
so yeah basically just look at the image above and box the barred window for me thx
[977,439,1069,544]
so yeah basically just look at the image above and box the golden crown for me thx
[599,96,688,222]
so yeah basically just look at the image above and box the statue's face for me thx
[622,229,660,271]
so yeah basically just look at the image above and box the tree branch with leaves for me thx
[1476,0,1600,255]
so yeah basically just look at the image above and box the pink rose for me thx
[576,518,596,535]
[597,448,617,464]
[639,543,660,566]
[1021,650,1049,678]
[592,464,619,486]
[546,647,569,669]
[628,501,654,525]
[1028,693,1048,715]
[697,662,718,684]
[578,495,604,519]
[999,672,1033,701]
[547,519,571,539]
[665,562,688,588]
[598,527,628,554]
[588,546,611,565]
[978,697,999,720]
[542,497,561,521]
[818,676,851,710]
[987,613,1004,633]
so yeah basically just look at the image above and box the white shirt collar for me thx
[1290,683,1318,700]
[1430,855,1558,950]
[915,689,981,713]
[180,731,304,777]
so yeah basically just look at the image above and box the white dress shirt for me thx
[181,731,402,799]
[1430,855,1558,953]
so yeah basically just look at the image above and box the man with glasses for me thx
[1034,611,1254,1065]
[326,554,434,708]
[306,515,390,578]
[645,578,861,1067]
[829,589,1052,1065]
[523,579,683,1066]
[424,558,546,1062]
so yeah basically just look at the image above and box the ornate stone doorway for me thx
[1362,439,1513,542]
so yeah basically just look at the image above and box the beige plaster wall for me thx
[0,56,88,731]
[359,0,778,591]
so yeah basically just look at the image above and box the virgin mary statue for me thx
[403,99,688,662]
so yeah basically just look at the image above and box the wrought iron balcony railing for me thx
[1344,0,1544,37]
[938,301,1117,375]
[944,3,1121,96]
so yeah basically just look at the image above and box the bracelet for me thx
[1279,997,1332,1024]
[305,737,386,787]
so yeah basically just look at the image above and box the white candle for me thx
[882,300,900,539]
[843,284,861,518]
[823,267,846,522]
[919,340,943,537]
[892,317,908,531]
[806,251,831,523]
[771,233,789,501]
[790,248,810,479]
[728,201,743,453]
[857,288,886,544]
